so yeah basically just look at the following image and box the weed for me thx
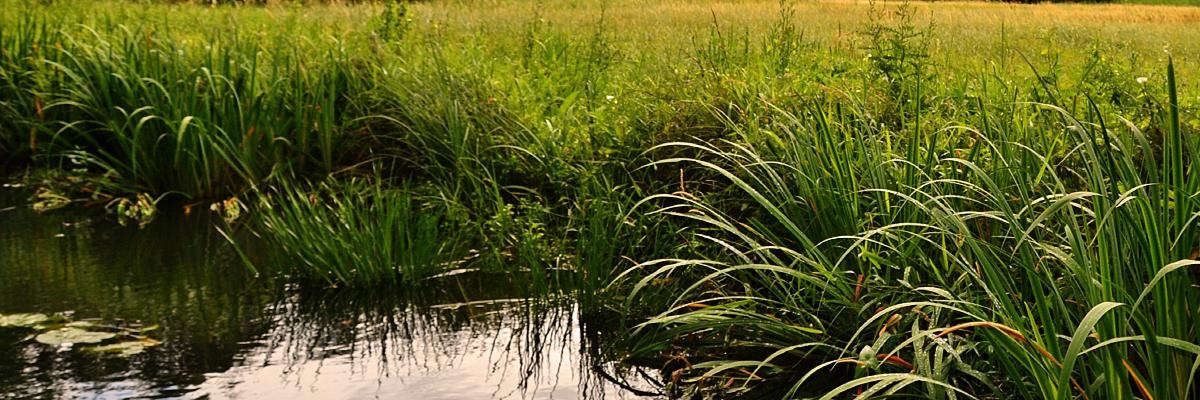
[4,1,1200,397]
[372,0,411,43]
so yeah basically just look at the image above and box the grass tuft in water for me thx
[252,176,470,285]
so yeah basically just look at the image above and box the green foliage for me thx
[108,192,160,229]
[372,0,410,43]
[1,5,366,199]
[0,313,161,358]
[251,177,470,285]
[861,0,932,127]
[763,0,805,76]
[619,58,1200,399]
[0,313,50,328]
[5,1,1200,397]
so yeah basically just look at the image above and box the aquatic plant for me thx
[1,4,368,199]
[3,0,1200,397]
[251,177,471,285]
[619,58,1200,399]
[0,313,161,357]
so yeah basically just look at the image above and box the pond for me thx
[0,188,659,400]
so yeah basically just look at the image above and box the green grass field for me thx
[3,0,1200,398]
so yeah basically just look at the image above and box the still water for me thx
[0,188,658,400]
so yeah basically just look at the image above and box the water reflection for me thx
[0,189,279,399]
[196,283,651,400]
[0,189,658,400]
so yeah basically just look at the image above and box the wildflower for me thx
[606,95,616,103]
[1137,77,1149,84]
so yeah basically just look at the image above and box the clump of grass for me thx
[2,4,370,199]
[618,56,1200,398]
[252,176,470,285]
[7,0,1200,396]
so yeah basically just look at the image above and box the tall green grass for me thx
[1,3,368,198]
[251,176,471,285]
[5,0,1200,397]
[618,57,1200,400]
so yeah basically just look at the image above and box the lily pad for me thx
[85,338,161,357]
[35,328,116,345]
[0,313,50,328]
[66,320,97,328]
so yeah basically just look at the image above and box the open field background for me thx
[3,0,1200,398]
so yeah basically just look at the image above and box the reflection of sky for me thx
[38,302,653,400]
[178,302,644,400]
[47,305,651,400]
[0,189,657,400]
[49,306,648,396]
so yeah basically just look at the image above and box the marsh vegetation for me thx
[2,0,1200,398]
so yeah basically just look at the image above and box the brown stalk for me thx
[1123,360,1154,400]
[876,353,914,369]
[937,321,1090,400]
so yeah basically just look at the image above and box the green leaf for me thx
[816,373,980,400]
[1129,259,1200,315]
[0,313,50,328]
[35,328,116,345]
[85,338,161,357]
[1056,302,1124,399]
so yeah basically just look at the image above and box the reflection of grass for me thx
[5,0,1200,397]
[0,196,280,397]
[247,276,653,398]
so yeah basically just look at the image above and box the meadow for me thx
[2,0,1200,398]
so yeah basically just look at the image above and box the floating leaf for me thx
[35,328,116,345]
[32,315,73,331]
[86,342,144,357]
[66,320,96,328]
[0,313,50,328]
[85,338,161,357]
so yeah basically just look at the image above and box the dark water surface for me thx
[0,188,657,400]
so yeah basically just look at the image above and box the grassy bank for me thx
[3,0,1200,398]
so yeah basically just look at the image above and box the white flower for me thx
[1137,77,1149,84]
[606,95,614,100]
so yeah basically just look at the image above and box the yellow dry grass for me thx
[411,0,1200,71]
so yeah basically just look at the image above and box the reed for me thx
[251,176,472,285]
[619,50,1200,400]
[1,2,369,198]
[5,0,1200,397]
